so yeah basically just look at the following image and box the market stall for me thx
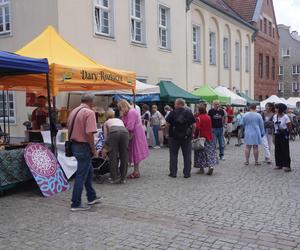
[157,80,200,104]
[0,26,137,183]
[70,80,160,104]
[0,51,49,192]
[214,86,247,107]
[192,85,230,104]
[260,95,296,110]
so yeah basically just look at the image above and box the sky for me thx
[273,0,300,32]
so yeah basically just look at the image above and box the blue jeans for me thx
[212,128,224,157]
[71,143,96,208]
[152,125,160,146]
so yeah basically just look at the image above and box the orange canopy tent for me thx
[0,26,136,95]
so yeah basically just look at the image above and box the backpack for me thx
[172,109,192,140]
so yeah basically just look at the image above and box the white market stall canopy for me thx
[214,86,247,106]
[87,80,160,95]
[260,95,296,109]
[287,97,300,107]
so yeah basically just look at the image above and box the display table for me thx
[0,148,33,191]
[41,129,102,179]
[41,130,77,179]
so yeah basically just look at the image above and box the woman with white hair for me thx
[118,99,149,179]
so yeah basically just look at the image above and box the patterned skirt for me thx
[194,140,219,168]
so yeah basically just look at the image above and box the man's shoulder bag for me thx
[65,108,84,157]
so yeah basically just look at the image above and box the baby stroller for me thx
[92,131,110,183]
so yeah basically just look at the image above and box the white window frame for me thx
[0,0,11,35]
[245,45,250,73]
[282,48,291,57]
[292,64,300,75]
[209,32,216,65]
[0,91,16,124]
[278,65,283,75]
[158,4,171,50]
[293,82,300,92]
[223,37,229,69]
[94,0,114,37]
[130,0,145,44]
[235,42,240,71]
[278,82,284,93]
[192,24,201,62]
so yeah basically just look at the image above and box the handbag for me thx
[65,107,84,157]
[192,137,206,151]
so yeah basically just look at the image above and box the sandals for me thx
[255,162,261,166]
[127,172,140,179]
[244,162,249,166]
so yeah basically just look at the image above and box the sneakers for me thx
[88,196,103,205]
[168,174,177,178]
[283,167,292,172]
[207,167,214,176]
[70,204,91,212]
[107,178,121,184]
[153,146,161,149]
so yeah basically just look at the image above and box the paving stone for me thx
[0,141,300,249]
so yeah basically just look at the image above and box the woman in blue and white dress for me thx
[242,104,265,166]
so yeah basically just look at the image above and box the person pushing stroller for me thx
[102,110,129,184]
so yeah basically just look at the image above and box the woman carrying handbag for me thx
[193,103,219,175]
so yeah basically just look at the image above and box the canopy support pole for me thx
[67,93,71,110]
[46,74,56,154]
[2,90,6,140]
[6,90,10,143]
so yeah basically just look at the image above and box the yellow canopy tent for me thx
[0,26,136,95]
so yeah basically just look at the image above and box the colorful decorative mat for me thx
[24,144,70,197]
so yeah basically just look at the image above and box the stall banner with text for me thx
[24,144,70,197]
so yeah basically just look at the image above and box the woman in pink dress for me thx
[118,99,149,179]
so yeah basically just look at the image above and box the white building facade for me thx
[0,0,255,137]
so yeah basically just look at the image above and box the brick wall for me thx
[254,34,279,100]
[253,0,279,101]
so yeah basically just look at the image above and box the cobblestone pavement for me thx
[1,140,300,250]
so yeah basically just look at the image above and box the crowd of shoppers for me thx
[67,94,295,212]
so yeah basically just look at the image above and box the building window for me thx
[158,5,170,50]
[272,58,275,80]
[273,27,275,38]
[282,48,291,57]
[0,91,16,124]
[268,21,272,36]
[278,82,284,93]
[0,0,11,35]
[235,42,240,71]
[94,0,114,37]
[266,56,270,79]
[209,32,216,65]
[259,54,263,78]
[278,65,283,75]
[293,82,300,92]
[192,25,201,62]
[264,18,267,33]
[245,45,250,73]
[131,0,145,44]
[260,19,263,32]
[223,37,229,69]
[292,64,300,75]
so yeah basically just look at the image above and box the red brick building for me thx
[224,0,279,100]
